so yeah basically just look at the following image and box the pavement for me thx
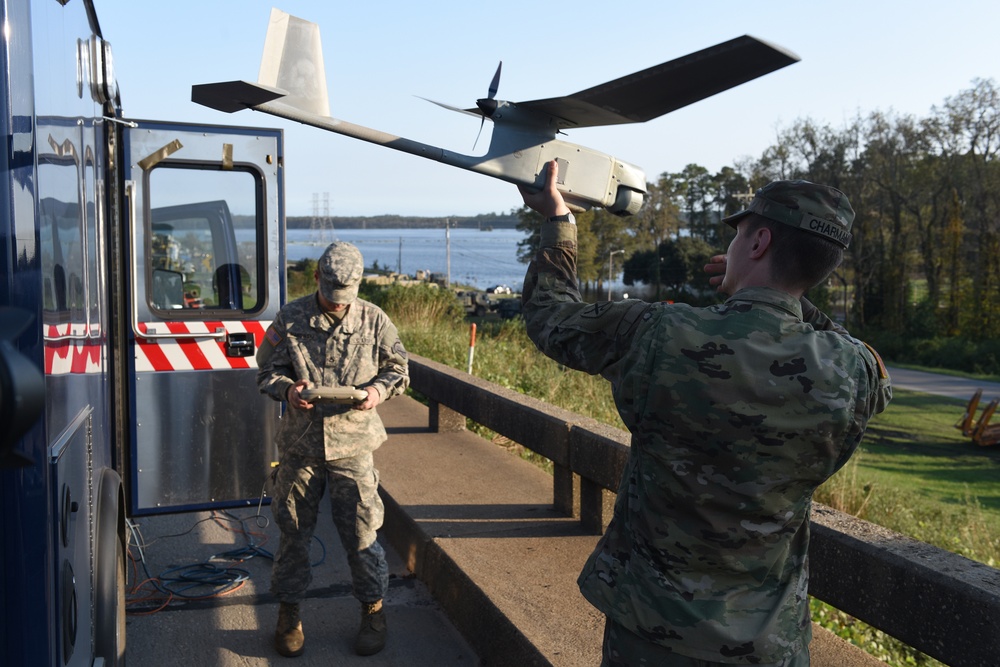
[123,501,477,665]
[885,365,1000,402]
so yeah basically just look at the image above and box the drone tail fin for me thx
[257,8,330,117]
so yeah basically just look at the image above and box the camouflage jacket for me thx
[522,220,891,663]
[256,293,409,460]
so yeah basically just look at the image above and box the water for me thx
[287,227,528,291]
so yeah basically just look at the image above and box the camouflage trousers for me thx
[602,619,810,667]
[270,451,388,605]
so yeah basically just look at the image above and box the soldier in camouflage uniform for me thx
[256,241,409,658]
[518,161,891,666]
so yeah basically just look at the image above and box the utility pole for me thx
[445,219,451,288]
[608,249,624,301]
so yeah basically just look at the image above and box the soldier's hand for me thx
[286,379,315,411]
[518,160,571,218]
[704,254,728,290]
[352,386,381,411]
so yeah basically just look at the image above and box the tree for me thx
[934,79,1000,339]
[678,164,714,243]
[622,236,716,304]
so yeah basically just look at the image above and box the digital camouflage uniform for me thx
[256,244,409,606]
[521,215,891,664]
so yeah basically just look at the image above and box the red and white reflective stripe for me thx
[134,320,269,372]
[44,324,104,375]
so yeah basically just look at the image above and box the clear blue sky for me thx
[98,1,1000,218]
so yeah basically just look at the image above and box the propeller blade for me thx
[416,95,482,118]
[472,116,486,151]
[488,61,502,99]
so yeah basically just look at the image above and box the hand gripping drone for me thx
[193,9,798,216]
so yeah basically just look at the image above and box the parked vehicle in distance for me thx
[496,298,522,320]
[487,284,512,294]
[455,290,493,317]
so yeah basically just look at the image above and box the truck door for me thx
[121,120,283,514]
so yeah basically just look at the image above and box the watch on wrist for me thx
[548,213,576,224]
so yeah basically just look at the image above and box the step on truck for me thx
[0,1,286,665]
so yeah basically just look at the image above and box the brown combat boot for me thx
[274,601,305,657]
[354,599,387,656]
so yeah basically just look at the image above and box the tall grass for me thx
[815,453,999,567]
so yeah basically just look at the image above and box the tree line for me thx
[516,78,1000,373]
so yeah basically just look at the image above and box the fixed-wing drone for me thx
[193,9,798,216]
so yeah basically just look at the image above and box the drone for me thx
[192,9,798,216]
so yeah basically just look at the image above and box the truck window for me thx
[38,149,88,328]
[145,165,264,314]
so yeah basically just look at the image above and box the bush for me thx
[862,330,1000,377]
[361,282,466,328]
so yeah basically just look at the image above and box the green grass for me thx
[816,389,1000,566]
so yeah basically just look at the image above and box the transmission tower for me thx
[311,192,335,245]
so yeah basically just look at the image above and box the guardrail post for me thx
[552,465,578,518]
[429,399,466,433]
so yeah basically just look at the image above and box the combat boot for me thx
[274,601,305,657]
[354,599,387,656]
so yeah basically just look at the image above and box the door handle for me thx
[224,331,255,357]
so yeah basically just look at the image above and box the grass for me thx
[816,389,1000,566]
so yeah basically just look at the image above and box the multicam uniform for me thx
[257,293,409,605]
[522,220,891,665]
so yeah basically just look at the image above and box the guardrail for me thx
[408,353,1000,667]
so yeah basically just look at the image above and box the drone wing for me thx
[517,35,799,129]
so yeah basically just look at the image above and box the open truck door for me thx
[121,120,283,514]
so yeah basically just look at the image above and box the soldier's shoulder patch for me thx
[862,341,888,379]
[265,325,283,347]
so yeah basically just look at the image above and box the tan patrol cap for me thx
[317,242,364,304]
[722,180,855,249]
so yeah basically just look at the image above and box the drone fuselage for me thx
[246,95,646,215]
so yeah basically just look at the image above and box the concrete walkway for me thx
[124,495,477,665]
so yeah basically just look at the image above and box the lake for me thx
[287,227,528,291]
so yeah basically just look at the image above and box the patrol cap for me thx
[317,242,364,304]
[722,180,854,248]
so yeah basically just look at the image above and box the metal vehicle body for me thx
[0,1,285,665]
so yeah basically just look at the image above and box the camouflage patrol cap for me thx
[722,180,855,248]
[317,242,364,304]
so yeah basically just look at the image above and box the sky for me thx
[97,1,1000,218]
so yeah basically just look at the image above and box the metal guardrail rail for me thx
[407,353,1000,667]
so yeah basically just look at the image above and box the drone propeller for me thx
[416,96,481,118]
[472,61,502,150]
